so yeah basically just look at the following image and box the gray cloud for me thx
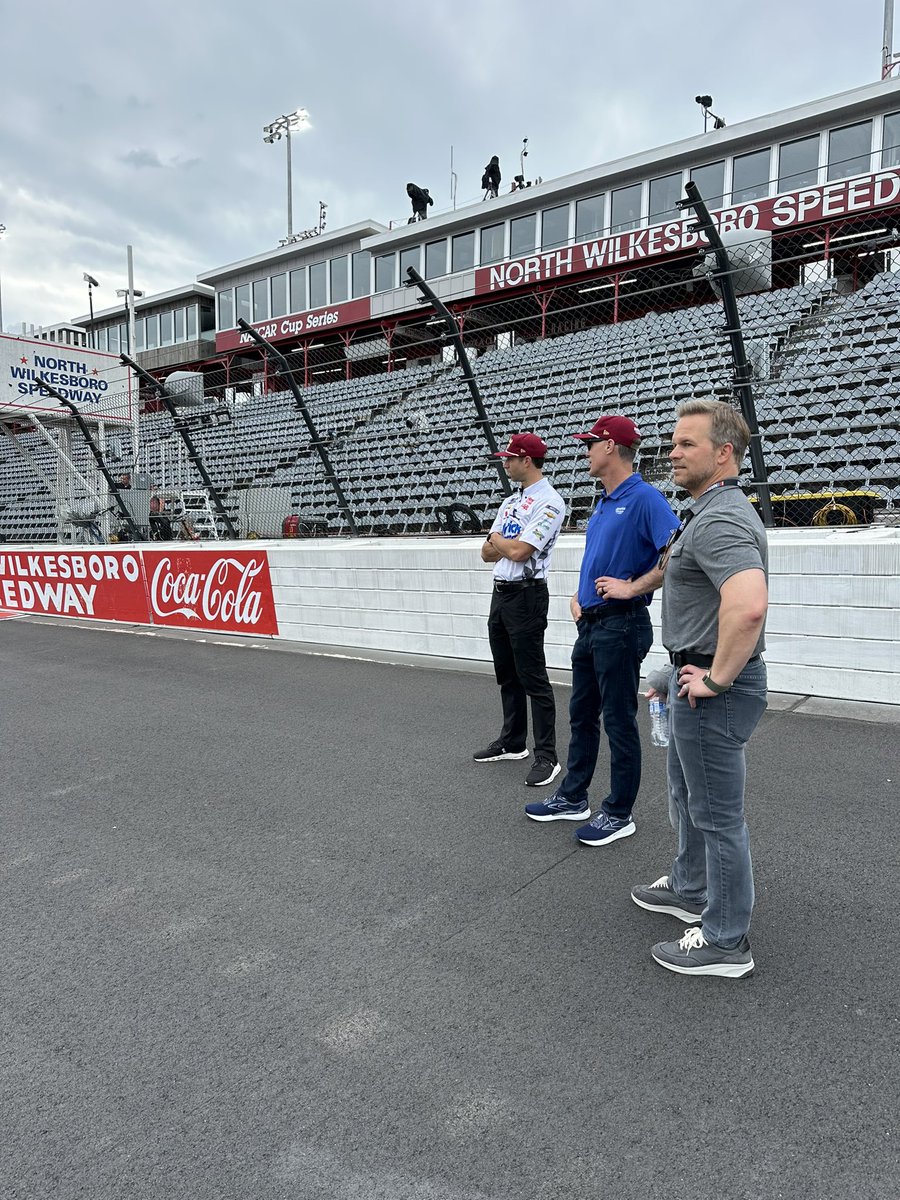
[119,149,167,169]
[0,0,891,330]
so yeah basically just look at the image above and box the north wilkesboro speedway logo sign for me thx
[476,167,900,292]
[0,335,132,423]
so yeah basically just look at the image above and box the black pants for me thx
[487,583,556,759]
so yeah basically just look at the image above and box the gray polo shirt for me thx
[661,482,768,657]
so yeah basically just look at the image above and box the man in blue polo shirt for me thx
[525,415,678,844]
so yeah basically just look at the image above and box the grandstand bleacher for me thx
[2,273,897,542]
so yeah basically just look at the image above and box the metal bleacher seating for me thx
[2,277,899,541]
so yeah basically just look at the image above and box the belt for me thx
[669,650,761,669]
[494,579,547,592]
[581,600,643,619]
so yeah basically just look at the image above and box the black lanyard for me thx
[658,478,739,571]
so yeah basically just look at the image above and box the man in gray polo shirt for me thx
[631,399,768,978]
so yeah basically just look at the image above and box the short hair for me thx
[615,444,636,465]
[529,455,546,470]
[676,398,751,462]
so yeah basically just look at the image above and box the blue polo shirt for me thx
[578,473,678,612]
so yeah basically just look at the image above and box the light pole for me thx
[116,287,145,353]
[263,108,310,240]
[83,273,100,348]
[0,224,7,333]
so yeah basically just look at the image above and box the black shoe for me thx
[631,875,704,923]
[651,928,755,977]
[524,757,561,787]
[473,739,529,763]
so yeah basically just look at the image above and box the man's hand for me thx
[676,664,717,709]
[594,575,634,601]
[481,537,502,563]
[569,594,583,623]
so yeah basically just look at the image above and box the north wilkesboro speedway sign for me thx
[475,167,900,292]
[0,335,133,424]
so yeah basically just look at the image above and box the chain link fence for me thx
[2,234,898,542]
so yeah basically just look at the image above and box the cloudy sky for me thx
[0,0,892,331]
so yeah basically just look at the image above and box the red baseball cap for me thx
[494,432,549,459]
[572,415,642,448]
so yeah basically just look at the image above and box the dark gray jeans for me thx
[667,657,768,948]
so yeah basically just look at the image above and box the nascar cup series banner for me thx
[0,547,279,636]
[0,335,133,424]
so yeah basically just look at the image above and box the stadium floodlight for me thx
[83,273,100,349]
[695,94,726,132]
[262,108,311,240]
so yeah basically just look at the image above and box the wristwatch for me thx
[702,673,731,694]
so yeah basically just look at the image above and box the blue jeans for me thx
[560,609,654,820]
[667,657,768,948]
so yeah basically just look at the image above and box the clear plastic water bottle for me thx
[649,697,669,747]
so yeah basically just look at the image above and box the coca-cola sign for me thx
[0,547,279,636]
[142,550,279,634]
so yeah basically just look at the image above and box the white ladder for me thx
[179,490,221,540]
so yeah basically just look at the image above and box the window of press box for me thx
[145,313,159,350]
[575,194,605,242]
[375,252,396,292]
[197,305,211,336]
[425,239,447,279]
[778,135,820,192]
[510,213,537,257]
[882,112,900,168]
[610,183,643,233]
[309,261,327,309]
[160,311,174,347]
[731,148,771,204]
[290,269,306,313]
[352,251,370,298]
[828,120,872,181]
[174,308,185,342]
[252,279,268,322]
[688,161,726,209]
[541,205,569,250]
[218,289,234,330]
[648,172,682,224]
[451,231,475,272]
[330,256,348,304]
[400,245,421,282]
[235,283,251,325]
[480,223,505,265]
[271,273,288,317]
[107,326,120,354]
[134,319,145,352]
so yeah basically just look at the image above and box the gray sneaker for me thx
[651,927,755,978]
[631,875,703,924]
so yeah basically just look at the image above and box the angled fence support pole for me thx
[121,355,237,539]
[34,376,144,541]
[678,182,775,528]
[404,267,512,498]
[235,320,358,535]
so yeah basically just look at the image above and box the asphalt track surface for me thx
[1,618,898,1200]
